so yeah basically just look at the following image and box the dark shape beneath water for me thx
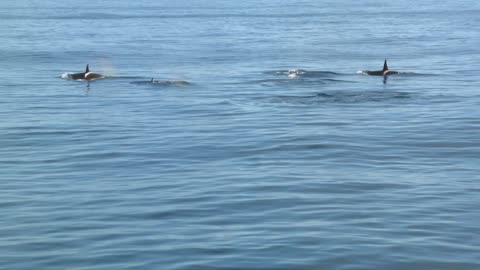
[130,78,191,87]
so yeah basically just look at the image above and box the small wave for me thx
[357,70,369,75]
[267,91,413,105]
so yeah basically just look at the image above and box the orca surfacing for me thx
[365,60,399,76]
[67,64,104,81]
[363,59,400,84]
[84,64,104,81]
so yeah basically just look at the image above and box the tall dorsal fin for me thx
[383,59,389,72]
[85,64,90,73]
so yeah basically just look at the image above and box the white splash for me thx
[287,69,306,78]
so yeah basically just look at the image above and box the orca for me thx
[84,64,104,80]
[365,59,399,76]
[67,64,104,80]
[67,65,87,80]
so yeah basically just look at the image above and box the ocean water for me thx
[1,0,480,269]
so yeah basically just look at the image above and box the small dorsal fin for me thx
[85,64,90,73]
[383,59,389,72]
[151,78,154,82]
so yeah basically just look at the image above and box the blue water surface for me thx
[1,0,480,269]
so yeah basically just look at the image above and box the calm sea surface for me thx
[1,1,480,269]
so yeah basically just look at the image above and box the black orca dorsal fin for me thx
[383,59,389,72]
[85,64,90,73]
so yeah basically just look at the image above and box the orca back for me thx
[69,72,86,80]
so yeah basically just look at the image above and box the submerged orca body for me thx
[130,78,191,87]
[130,78,155,85]
[68,64,104,81]
[365,60,399,76]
